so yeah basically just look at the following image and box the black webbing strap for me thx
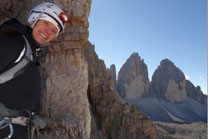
[0,35,33,84]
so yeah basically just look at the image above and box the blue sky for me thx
[88,0,207,94]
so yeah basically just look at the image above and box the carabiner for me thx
[0,119,14,139]
[0,119,7,126]
[0,118,12,130]
[7,124,14,139]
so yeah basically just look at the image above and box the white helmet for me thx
[28,2,68,35]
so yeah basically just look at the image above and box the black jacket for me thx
[0,18,41,139]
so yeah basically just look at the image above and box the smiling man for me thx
[31,20,58,44]
[0,2,68,139]
[28,2,68,45]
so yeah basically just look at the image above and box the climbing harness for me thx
[0,103,46,139]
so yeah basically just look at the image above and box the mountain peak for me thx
[151,59,186,102]
[126,52,141,63]
[130,52,140,58]
[117,52,149,100]
[160,59,175,68]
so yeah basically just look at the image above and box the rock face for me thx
[186,80,206,105]
[107,64,117,90]
[39,1,92,138]
[84,42,158,139]
[0,0,25,23]
[150,59,187,102]
[0,0,52,23]
[117,53,149,100]
[150,59,206,104]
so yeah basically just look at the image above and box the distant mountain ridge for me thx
[108,52,207,123]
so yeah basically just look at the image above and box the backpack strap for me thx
[0,35,33,84]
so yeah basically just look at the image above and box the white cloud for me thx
[185,75,190,80]
[200,76,203,81]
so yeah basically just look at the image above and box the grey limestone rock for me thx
[117,52,149,100]
[150,59,187,102]
[185,80,207,105]
[150,58,206,104]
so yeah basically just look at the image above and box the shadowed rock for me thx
[150,58,206,104]
[84,42,158,139]
[150,59,187,102]
[186,80,207,105]
[107,64,117,90]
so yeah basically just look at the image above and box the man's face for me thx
[32,20,58,45]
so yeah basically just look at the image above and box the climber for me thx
[0,2,68,139]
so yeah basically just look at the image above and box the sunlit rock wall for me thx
[39,0,92,138]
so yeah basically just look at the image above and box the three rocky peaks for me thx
[108,52,207,123]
